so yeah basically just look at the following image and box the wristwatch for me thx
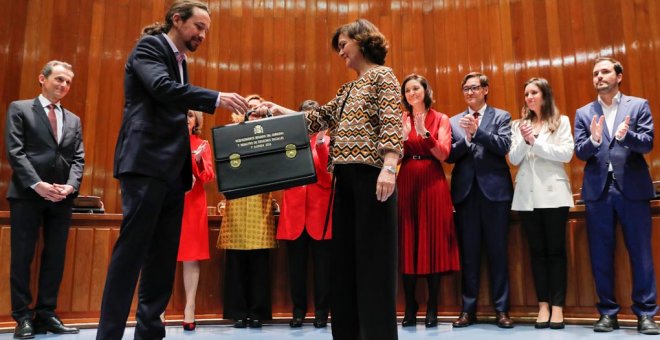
[422,131,431,139]
[383,165,397,175]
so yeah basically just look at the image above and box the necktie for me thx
[48,104,58,141]
[473,111,480,126]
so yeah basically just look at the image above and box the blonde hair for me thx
[189,110,203,135]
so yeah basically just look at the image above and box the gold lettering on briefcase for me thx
[285,144,297,158]
[229,153,241,168]
[254,125,264,134]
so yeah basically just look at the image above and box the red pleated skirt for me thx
[397,158,460,275]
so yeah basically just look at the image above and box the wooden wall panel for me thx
[0,0,658,211]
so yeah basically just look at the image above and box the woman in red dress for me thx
[398,74,460,328]
[177,110,215,331]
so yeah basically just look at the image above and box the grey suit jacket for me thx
[5,97,85,199]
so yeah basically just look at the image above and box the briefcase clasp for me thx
[285,144,297,158]
[229,153,241,168]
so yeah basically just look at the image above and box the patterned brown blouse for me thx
[305,66,403,170]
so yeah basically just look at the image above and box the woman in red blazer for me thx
[277,100,333,328]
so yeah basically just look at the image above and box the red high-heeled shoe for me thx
[182,321,196,331]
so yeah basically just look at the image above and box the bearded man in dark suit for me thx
[96,1,248,339]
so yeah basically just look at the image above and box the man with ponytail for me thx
[96,1,248,339]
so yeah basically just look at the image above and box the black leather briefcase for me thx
[211,113,317,199]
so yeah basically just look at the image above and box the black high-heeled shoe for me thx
[402,316,417,327]
[425,308,438,328]
[402,304,418,327]
[534,320,550,329]
[549,321,565,329]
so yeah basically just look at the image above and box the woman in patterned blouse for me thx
[260,18,403,340]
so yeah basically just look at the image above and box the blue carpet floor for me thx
[0,322,651,339]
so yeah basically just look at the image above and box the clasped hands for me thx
[590,115,629,143]
[35,182,73,202]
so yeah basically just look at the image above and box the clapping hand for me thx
[615,115,630,140]
[590,115,605,143]
[413,112,428,137]
[459,115,478,141]
[519,121,536,145]
[402,115,411,141]
[193,140,207,162]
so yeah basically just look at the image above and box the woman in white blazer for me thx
[509,78,574,330]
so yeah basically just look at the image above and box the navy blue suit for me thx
[574,94,657,317]
[97,34,218,340]
[446,106,513,314]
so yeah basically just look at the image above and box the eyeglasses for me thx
[462,85,482,93]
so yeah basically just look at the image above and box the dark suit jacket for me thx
[574,94,654,201]
[5,98,85,199]
[113,34,218,189]
[446,105,513,204]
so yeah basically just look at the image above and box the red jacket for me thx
[276,134,333,240]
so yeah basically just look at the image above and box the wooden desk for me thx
[1,201,659,329]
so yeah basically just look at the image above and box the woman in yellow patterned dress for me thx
[216,111,277,329]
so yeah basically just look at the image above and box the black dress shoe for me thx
[33,315,79,334]
[452,312,476,327]
[638,315,660,335]
[495,312,514,328]
[289,317,303,328]
[425,316,438,328]
[248,319,262,328]
[313,316,328,328]
[593,314,619,332]
[233,319,247,328]
[13,319,34,339]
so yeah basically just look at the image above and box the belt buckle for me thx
[412,155,421,160]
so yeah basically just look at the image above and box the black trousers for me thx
[454,182,511,314]
[331,164,398,340]
[519,207,569,307]
[223,249,272,321]
[9,198,73,322]
[97,174,185,340]
[286,229,331,319]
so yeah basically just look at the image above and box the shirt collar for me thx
[597,91,621,109]
[162,33,186,63]
[38,94,60,110]
[468,103,487,116]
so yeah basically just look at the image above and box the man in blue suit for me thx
[96,1,248,339]
[574,57,659,335]
[447,72,514,328]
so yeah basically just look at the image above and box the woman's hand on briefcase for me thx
[253,101,297,117]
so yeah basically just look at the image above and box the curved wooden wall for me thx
[0,0,659,213]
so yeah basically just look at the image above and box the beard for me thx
[185,38,202,52]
